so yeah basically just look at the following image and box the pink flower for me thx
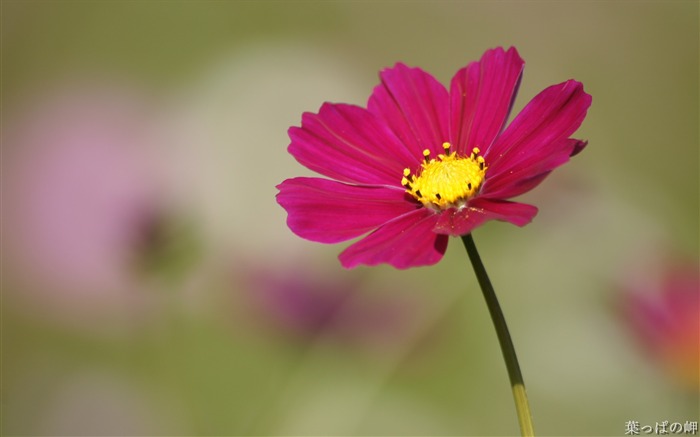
[619,262,699,390]
[277,47,591,269]
[239,264,418,350]
[3,85,164,324]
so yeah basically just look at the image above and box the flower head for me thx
[277,47,591,269]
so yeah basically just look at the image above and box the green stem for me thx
[461,233,535,437]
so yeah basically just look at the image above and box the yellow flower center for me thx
[401,142,487,211]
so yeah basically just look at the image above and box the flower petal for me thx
[449,47,524,155]
[288,103,416,186]
[433,198,538,236]
[338,209,446,269]
[432,207,492,236]
[367,63,450,161]
[276,177,417,243]
[471,198,539,226]
[485,80,592,179]
[570,138,588,157]
[484,138,587,199]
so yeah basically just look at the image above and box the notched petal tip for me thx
[562,79,593,110]
[482,46,524,62]
[570,139,588,157]
[450,45,526,155]
[379,62,422,77]
[368,60,450,162]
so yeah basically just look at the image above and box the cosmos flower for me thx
[2,85,164,324]
[619,262,699,390]
[240,264,418,350]
[277,47,591,269]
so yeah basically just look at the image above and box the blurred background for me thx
[2,2,698,436]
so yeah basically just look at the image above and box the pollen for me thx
[402,142,487,210]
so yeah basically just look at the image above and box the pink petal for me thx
[288,103,416,186]
[433,198,538,236]
[570,138,588,157]
[485,171,553,200]
[367,63,450,162]
[449,47,524,155]
[485,80,592,179]
[276,177,417,243]
[338,209,446,269]
[483,138,586,199]
[471,198,539,226]
[433,207,492,236]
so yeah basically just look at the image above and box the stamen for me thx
[402,143,488,210]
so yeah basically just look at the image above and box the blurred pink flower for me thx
[619,261,699,390]
[3,84,166,323]
[277,47,591,269]
[238,263,420,351]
